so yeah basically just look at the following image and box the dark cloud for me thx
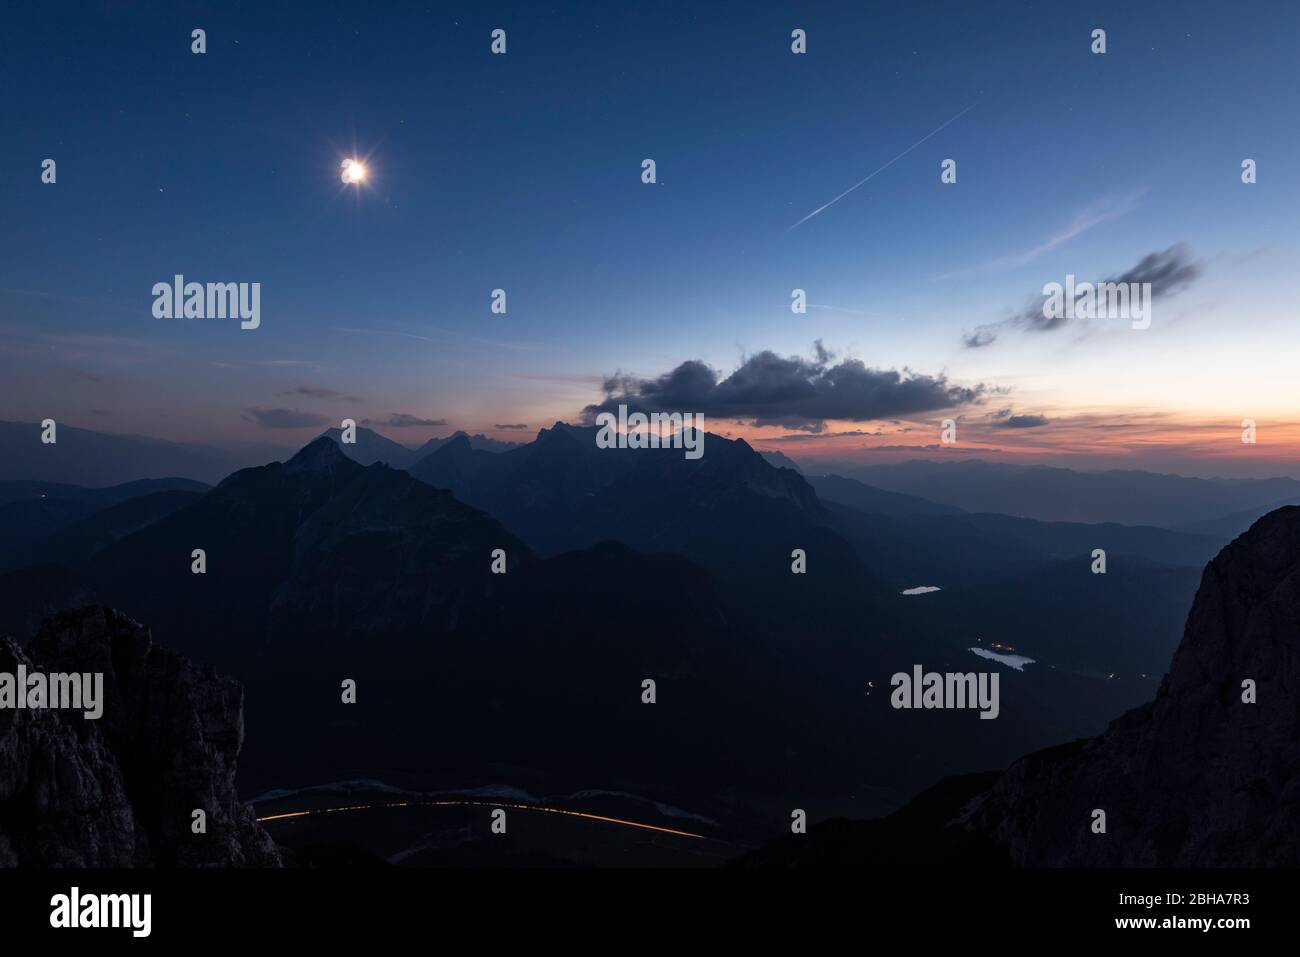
[774,419,827,434]
[993,413,1050,429]
[963,244,1202,347]
[278,385,361,401]
[494,423,529,430]
[768,429,883,443]
[859,444,1001,454]
[245,407,331,429]
[582,342,989,430]
[1111,244,1202,298]
[363,413,448,428]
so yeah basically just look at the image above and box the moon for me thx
[340,159,367,185]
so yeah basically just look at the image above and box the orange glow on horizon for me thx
[730,412,1300,471]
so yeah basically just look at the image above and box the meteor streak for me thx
[788,101,978,230]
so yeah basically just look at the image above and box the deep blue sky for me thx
[3,1,1298,475]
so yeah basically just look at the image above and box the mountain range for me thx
[842,458,1300,527]
[3,435,1295,865]
[742,505,1300,866]
[0,427,1231,813]
[319,426,521,468]
[2,418,1296,848]
[0,478,207,572]
[0,420,285,486]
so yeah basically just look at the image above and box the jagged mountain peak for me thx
[286,435,355,473]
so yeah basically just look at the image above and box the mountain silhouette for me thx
[847,459,1300,526]
[742,505,1300,866]
[318,425,421,468]
[0,434,1241,821]
[962,504,1300,865]
[2,488,204,573]
[407,423,911,692]
[320,426,521,469]
[411,431,521,457]
[0,477,208,570]
[79,437,530,671]
[808,473,963,517]
[0,439,861,797]
[409,422,858,580]
[0,420,286,485]
[757,449,803,472]
[1172,494,1300,541]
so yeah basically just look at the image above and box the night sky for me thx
[3,0,1297,476]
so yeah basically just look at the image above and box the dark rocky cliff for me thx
[0,607,280,867]
[743,505,1300,867]
[961,505,1300,865]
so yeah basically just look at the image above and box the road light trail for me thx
[257,798,708,840]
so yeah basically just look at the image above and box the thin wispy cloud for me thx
[855,443,999,454]
[244,407,331,429]
[934,191,1146,280]
[334,325,436,344]
[0,326,177,365]
[280,386,343,399]
[765,429,883,443]
[278,385,362,401]
[501,372,606,385]
[788,102,978,231]
[212,359,327,370]
[0,286,140,314]
[363,413,448,428]
[807,303,885,318]
[1001,192,1145,267]
[333,322,549,354]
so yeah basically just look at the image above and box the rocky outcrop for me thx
[0,607,280,867]
[959,505,1300,865]
[741,505,1300,867]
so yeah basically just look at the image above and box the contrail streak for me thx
[788,102,978,231]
